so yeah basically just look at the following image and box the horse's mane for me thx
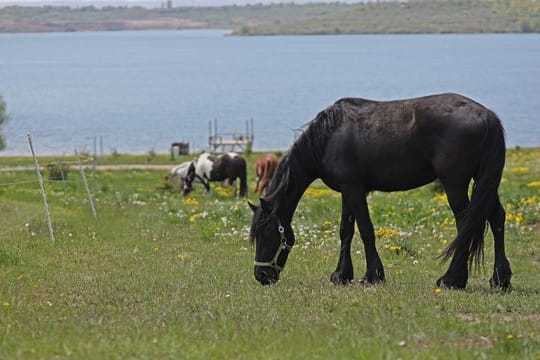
[250,99,375,243]
[251,102,346,235]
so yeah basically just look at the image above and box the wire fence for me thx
[0,133,99,244]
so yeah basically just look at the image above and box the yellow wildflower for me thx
[506,212,523,225]
[384,244,402,253]
[183,197,199,206]
[521,196,537,206]
[433,288,442,294]
[506,334,514,340]
[305,187,332,197]
[509,167,530,175]
[189,212,208,223]
[527,181,540,188]
[376,228,399,238]
[433,193,447,205]
[215,186,233,196]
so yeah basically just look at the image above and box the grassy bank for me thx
[1,0,540,34]
[0,148,539,358]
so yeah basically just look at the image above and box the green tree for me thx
[0,91,8,150]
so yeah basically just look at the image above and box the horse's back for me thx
[322,93,501,191]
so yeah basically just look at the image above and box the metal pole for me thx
[250,118,254,142]
[93,136,97,193]
[99,136,104,164]
[76,150,98,219]
[26,133,56,244]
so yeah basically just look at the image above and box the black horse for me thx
[183,152,248,197]
[249,93,511,290]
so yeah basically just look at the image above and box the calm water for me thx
[0,30,539,155]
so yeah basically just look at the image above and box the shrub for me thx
[46,162,70,181]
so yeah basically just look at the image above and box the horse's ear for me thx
[247,201,258,213]
[259,198,271,213]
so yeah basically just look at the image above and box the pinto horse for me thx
[254,153,279,195]
[183,152,248,197]
[249,93,511,291]
[165,161,197,190]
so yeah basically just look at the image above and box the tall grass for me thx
[1,149,539,358]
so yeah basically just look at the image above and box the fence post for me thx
[76,150,98,220]
[26,133,56,244]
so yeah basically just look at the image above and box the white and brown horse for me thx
[182,152,248,197]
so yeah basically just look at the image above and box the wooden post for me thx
[58,159,67,190]
[93,136,97,193]
[99,136,104,165]
[76,150,98,219]
[26,133,56,244]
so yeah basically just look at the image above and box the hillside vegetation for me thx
[0,0,539,34]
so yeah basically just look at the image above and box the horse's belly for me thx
[322,155,436,192]
[370,170,436,192]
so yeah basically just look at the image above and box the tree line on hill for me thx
[0,0,539,34]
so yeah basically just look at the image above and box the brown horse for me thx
[254,153,279,195]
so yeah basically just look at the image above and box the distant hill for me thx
[1,0,539,34]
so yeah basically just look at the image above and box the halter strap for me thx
[254,220,292,273]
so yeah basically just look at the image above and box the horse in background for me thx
[183,152,248,197]
[165,161,193,190]
[249,93,511,291]
[254,153,279,195]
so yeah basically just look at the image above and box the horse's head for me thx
[248,198,295,285]
[182,162,196,196]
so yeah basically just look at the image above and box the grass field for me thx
[0,149,539,359]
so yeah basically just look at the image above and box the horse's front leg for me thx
[342,186,385,284]
[330,199,355,285]
[254,177,261,195]
[200,175,211,194]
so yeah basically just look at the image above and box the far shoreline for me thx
[1,1,539,36]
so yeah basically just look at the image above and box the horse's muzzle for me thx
[254,267,279,285]
[182,186,192,196]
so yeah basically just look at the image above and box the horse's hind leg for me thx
[330,198,355,285]
[436,182,470,289]
[254,177,261,195]
[342,186,384,284]
[488,196,512,290]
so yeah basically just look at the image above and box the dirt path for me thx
[0,164,172,172]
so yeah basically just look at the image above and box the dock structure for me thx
[208,118,254,153]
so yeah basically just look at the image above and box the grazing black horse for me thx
[249,93,511,290]
[183,152,248,197]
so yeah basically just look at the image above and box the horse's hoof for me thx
[436,275,467,289]
[356,276,383,286]
[489,260,512,292]
[364,268,385,284]
[489,277,512,292]
[330,271,353,285]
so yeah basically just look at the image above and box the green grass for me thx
[0,149,539,358]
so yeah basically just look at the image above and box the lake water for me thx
[0,30,539,156]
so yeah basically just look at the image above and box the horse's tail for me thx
[239,157,248,197]
[441,111,506,268]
